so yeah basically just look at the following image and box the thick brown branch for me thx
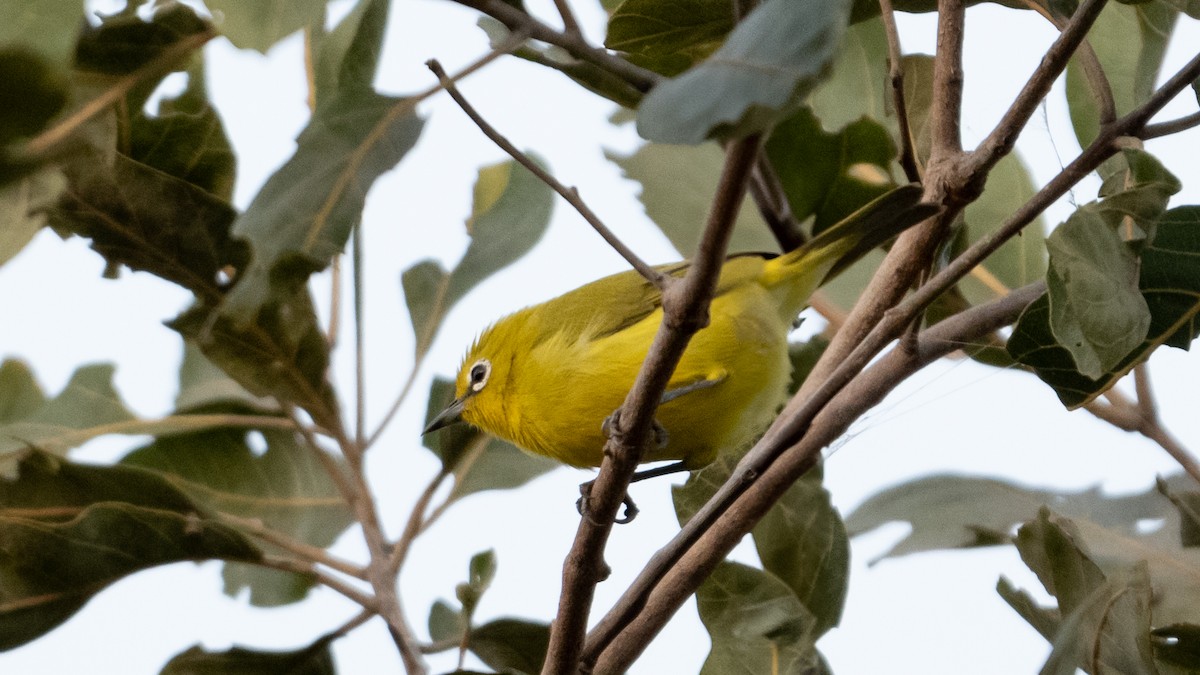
[542,136,762,675]
[427,59,666,288]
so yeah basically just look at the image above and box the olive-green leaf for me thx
[423,378,557,501]
[205,0,327,54]
[174,343,276,414]
[636,0,853,144]
[764,107,896,235]
[1065,0,1178,147]
[845,473,1197,562]
[0,166,65,266]
[0,0,83,68]
[312,0,390,100]
[403,158,553,357]
[605,0,735,77]
[1156,478,1200,548]
[53,152,239,295]
[808,16,889,131]
[606,142,777,256]
[751,465,849,638]
[0,363,134,461]
[429,599,467,644]
[129,61,236,200]
[122,425,353,607]
[695,561,826,675]
[170,289,340,431]
[456,549,497,618]
[1009,206,1200,408]
[221,90,424,325]
[0,451,261,650]
[160,637,336,675]
[469,619,550,675]
[0,360,45,425]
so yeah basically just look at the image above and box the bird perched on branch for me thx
[425,185,936,490]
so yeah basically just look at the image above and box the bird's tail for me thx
[762,184,941,318]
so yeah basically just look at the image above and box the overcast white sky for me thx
[2,1,1199,673]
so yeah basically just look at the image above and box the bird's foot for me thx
[601,409,669,449]
[577,479,639,525]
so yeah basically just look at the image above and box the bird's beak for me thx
[423,395,467,434]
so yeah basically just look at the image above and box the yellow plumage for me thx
[426,186,934,471]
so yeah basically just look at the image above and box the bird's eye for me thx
[468,359,491,392]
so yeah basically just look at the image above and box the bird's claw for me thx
[577,479,639,525]
[601,410,669,450]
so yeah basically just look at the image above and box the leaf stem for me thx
[427,58,667,289]
[260,555,377,611]
[217,512,367,579]
[1141,110,1200,140]
[879,0,921,182]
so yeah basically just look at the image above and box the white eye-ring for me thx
[468,359,491,392]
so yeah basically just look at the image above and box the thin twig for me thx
[365,359,424,450]
[427,58,667,289]
[1141,110,1200,140]
[879,0,921,182]
[388,469,452,575]
[353,215,367,448]
[543,136,763,675]
[452,0,659,92]
[260,555,378,611]
[550,0,583,36]
[747,155,805,250]
[218,512,367,579]
[332,609,376,639]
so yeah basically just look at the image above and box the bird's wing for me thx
[533,255,772,342]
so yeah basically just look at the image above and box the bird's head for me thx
[423,329,511,437]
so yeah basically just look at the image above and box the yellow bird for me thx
[425,185,934,478]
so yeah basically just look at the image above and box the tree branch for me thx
[542,136,763,675]
[217,512,367,579]
[451,0,659,92]
[1141,110,1200,140]
[966,0,1109,178]
[587,281,1045,671]
[747,154,805,250]
[879,0,921,182]
[583,30,1200,675]
[427,59,666,288]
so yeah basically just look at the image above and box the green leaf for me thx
[0,50,70,149]
[1044,205,1150,379]
[456,549,497,618]
[129,61,236,200]
[764,107,896,235]
[0,0,83,67]
[695,561,825,675]
[1009,206,1200,408]
[604,0,734,76]
[122,425,354,607]
[997,576,1063,642]
[1013,511,1158,675]
[808,16,889,131]
[205,0,327,54]
[1156,478,1200,548]
[160,637,336,675]
[636,0,853,144]
[312,0,390,100]
[174,343,275,414]
[0,360,45,424]
[0,165,66,266]
[899,54,935,166]
[0,363,134,462]
[0,450,261,650]
[74,3,210,80]
[403,158,554,356]
[53,152,240,295]
[469,619,550,675]
[606,142,777,256]
[429,599,467,644]
[221,90,424,325]
[1065,1,1178,147]
[751,465,849,637]
[170,289,340,432]
[1152,624,1200,669]
[844,473,1196,562]
[422,378,557,501]
[957,151,1048,307]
